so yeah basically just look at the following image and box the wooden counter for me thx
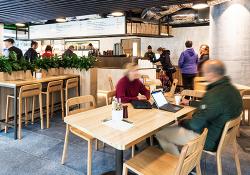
[95,56,132,68]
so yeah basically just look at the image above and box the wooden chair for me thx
[108,75,115,91]
[65,77,79,101]
[165,79,178,97]
[203,115,242,175]
[5,83,43,139]
[105,90,116,106]
[61,95,97,175]
[181,89,205,100]
[241,90,250,125]
[194,77,207,91]
[42,80,64,128]
[123,129,208,175]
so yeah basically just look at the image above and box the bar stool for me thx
[65,77,79,101]
[42,80,64,128]
[5,83,44,139]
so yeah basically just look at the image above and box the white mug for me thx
[36,72,42,79]
[112,110,123,121]
[175,95,182,105]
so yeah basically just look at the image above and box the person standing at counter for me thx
[198,44,209,75]
[152,47,175,83]
[62,45,77,58]
[24,40,38,62]
[116,63,150,103]
[42,45,54,58]
[144,45,156,62]
[3,38,23,60]
[178,41,198,89]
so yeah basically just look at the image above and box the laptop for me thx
[151,90,183,113]
[131,100,152,109]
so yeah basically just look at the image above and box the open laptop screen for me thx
[151,91,168,107]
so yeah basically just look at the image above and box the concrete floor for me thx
[0,112,249,175]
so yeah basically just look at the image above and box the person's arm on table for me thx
[180,96,221,133]
[139,81,150,100]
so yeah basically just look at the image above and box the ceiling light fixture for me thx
[110,12,124,17]
[15,23,25,27]
[56,18,66,22]
[192,2,209,9]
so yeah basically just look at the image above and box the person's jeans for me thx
[156,125,199,155]
[182,73,196,90]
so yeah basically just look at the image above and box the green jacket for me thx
[182,76,242,151]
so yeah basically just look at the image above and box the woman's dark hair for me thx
[157,47,164,52]
[31,40,38,47]
[45,45,52,52]
[185,40,193,48]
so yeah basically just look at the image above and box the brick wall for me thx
[210,0,250,85]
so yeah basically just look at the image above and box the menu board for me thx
[30,17,125,39]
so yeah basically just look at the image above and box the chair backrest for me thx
[108,76,115,91]
[175,128,208,175]
[194,76,207,91]
[141,75,150,84]
[106,90,116,106]
[19,83,42,98]
[168,79,178,97]
[47,80,63,92]
[181,89,205,100]
[216,114,242,154]
[241,90,250,110]
[66,95,96,116]
[66,78,78,90]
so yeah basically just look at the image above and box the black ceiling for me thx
[0,0,194,24]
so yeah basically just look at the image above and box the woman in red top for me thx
[42,45,54,58]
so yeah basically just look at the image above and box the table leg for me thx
[78,76,81,96]
[13,87,18,140]
[116,149,123,175]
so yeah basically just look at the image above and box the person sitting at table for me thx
[156,59,243,155]
[116,63,150,103]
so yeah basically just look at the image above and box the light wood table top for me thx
[196,82,250,91]
[0,74,79,87]
[64,104,195,150]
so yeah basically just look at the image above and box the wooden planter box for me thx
[0,70,32,81]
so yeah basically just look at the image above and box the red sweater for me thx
[116,76,150,103]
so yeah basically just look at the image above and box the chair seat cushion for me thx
[125,147,179,175]
[70,126,94,140]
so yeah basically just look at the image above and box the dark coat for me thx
[198,54,209,72]
[181,76,243,151]
[144,51,156,62]
[24,48,38,62]
[8,46,23,60]
[152,50,173,71]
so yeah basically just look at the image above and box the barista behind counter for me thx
[144,45,156,62]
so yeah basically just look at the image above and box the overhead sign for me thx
[30,16,125,39]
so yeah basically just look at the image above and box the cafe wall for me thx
[210,0,250,85]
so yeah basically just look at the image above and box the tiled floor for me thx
[0,113,250,175]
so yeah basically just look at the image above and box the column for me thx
[0,23,3,55]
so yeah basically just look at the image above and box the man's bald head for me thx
[202,60,226,83]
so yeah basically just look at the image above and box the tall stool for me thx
[5,83,44,139]
[42,80,64,128]
[65,77,79,101]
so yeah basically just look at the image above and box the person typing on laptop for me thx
[156,60,242,155]
[116,63,150,103]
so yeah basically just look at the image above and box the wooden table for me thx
[64,104,195,175]
[0,74,79,139]
[196,82,250,92]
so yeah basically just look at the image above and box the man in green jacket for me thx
[156,59,243,155]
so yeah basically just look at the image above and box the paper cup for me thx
[112,110,123,121]
[175,95,182,105]
[36,72,42,79]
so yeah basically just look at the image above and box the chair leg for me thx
[51,92,54,118]
[131,145,135,157]
[39,94,44,130]
[95,139,99,150]
[196,161,202,175]
[216,153,222,175]
[61,89,65,119]
[25,98,29,126]
[248,110,250,126]
[5,96,10,133]
[87,139,92,175]
[61,124,70,164]
[31,96,35,124]
[46,93,50,128]
[18,98,22,140]
[105,94,109,106]
[122,164,128,175]
[233,141,242,175]
[150,136,153,146]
